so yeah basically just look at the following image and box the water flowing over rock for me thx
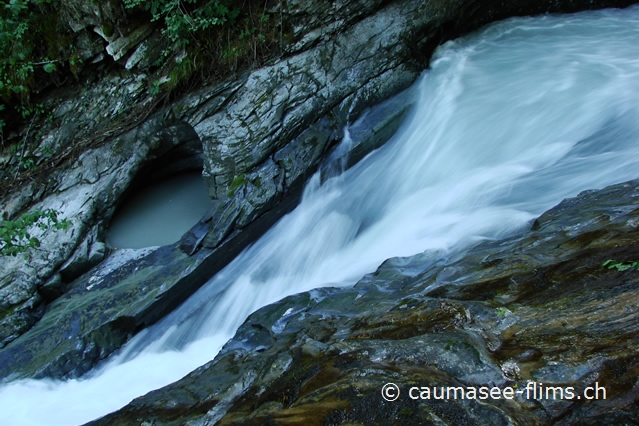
[0,0,638,423]
[90,180,639,425]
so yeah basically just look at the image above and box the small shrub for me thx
[0,208,70,257]
[0,0,65,103]
[122,0,281,92]
[602,259,639,272]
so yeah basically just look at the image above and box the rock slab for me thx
[91,179,639,425]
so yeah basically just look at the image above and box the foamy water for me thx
[2,6,639,425]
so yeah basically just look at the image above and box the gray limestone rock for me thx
[0,115,200,345]
[38,273,65,303]
[106,24,153,62]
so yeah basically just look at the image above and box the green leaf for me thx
[43,62,56,73]
[602,259,639,272]
[0,208,68,256]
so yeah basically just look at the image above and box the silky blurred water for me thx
[2,6,639,425]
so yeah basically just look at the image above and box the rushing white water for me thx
[3,6,639,425]
[106,172,212,248]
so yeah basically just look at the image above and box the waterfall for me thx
[2,6,639,425]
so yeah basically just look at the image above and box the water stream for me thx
[2,6,639,425]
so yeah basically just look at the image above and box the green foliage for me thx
[0,103,5,135]
[16,102,43,119]
[122,0,239,48]
[165,56,194,91]
[123,0,280,92]
[0,208,70,257]
[0,0,62,102]
[0,0,70,140]
[602,259,639,272]
[42,62,56,73]
[148,79,164,95]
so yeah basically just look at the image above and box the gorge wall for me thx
[0,0,637,395]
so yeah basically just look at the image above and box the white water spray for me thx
[2,6,639,425]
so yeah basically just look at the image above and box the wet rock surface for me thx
[0,246,199,379]
[0,114,199,348]
[91,180,639,425]
[1,0,638,395]
[0,70,416,380]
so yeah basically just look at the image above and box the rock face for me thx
[180,0,639,250]
[193,0,639,195]
[90,179,639,425]
[0,79,416,380]
[0,112,200,349]
[1,0,638,387]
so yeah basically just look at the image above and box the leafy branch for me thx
[122,0,280,92]
[602,259,639,272]
[0,208,70,257]
[1,0,63,136]
[122,0,239,48]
